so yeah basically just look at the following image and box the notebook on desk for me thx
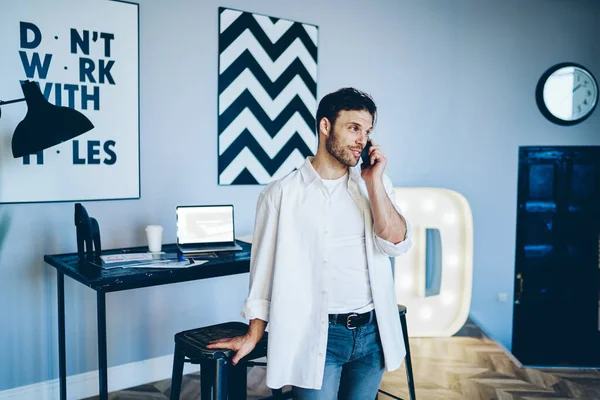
[176,204,243,254]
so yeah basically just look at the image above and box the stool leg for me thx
[169,343,185,400]
[201,360,215,400]
[400,313,416,400]
[213,358,229,400]
[228,361,247,399]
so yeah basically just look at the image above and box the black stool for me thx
[376,305,416,400]
[170,308,415,400]
[169,322,291,400]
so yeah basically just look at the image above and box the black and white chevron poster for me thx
[217,7,318,185]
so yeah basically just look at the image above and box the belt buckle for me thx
[346,313,358,330]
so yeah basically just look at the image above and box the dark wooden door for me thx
[512,146,600,367]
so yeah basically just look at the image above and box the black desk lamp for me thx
[0,80,94,158]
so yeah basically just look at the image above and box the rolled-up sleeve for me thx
[240,191,279,322]
[373,176,413,257]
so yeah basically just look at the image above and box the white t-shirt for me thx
[321,173,374,314]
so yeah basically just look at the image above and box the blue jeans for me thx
[292,315,385,400]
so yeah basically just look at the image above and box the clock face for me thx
[537,64,598,126]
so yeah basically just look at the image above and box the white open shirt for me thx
[241,157,413,390]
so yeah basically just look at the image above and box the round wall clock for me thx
[536,63,598,126]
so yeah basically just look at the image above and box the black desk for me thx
[44,242,251,400]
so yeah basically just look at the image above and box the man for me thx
[207,87,412,399]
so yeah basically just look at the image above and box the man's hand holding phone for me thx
[360,138,386,184]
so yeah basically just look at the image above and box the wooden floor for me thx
[84,319,600,400]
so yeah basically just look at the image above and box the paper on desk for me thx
[101,253,161,264]
[125,259,209,269]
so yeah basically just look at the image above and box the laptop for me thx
[176,205,243,254]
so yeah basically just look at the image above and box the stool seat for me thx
[175,322,269,361]
[170,321,288,400]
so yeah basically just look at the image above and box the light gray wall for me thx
[1,0,599,391]
[452,0,600,351]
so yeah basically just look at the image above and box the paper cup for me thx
[145,225,163,252]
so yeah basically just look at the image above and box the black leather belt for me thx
[328,310,375,329]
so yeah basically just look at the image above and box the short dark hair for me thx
[315,87,377,136]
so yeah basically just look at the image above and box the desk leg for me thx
[57,272,67,400]
[97,291,108,400]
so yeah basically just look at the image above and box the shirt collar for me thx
[300,156,361,187]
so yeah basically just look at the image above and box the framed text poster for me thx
[0,0,139,203]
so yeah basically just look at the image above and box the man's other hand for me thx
[206,334,259,365]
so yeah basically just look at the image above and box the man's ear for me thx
[319,118,331,137]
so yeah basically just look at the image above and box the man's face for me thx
[325,109,373,167]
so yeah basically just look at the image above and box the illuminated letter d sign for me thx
[394,188,474,337]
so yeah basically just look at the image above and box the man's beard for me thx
[325,127,360,168]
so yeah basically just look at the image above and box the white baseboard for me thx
[0,354,198,400]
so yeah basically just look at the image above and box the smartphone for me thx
[361,139,372,167]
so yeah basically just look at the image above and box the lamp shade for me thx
[11,80,94,158]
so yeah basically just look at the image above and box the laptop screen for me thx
[176,205,234,245]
